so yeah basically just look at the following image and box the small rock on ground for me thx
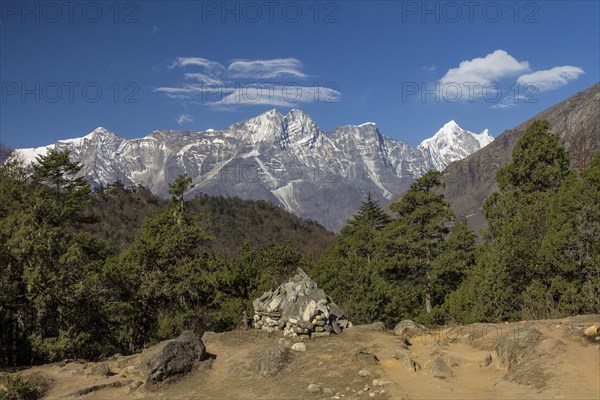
[306,383,322,393]
[291,342,307,352]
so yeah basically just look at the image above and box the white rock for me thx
[291,342,307,352]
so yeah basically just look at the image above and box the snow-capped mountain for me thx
[15,109,492,231]
[417,120,494,171]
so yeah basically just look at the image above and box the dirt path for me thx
[11,315,600,399]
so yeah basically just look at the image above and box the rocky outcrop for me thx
[494,327,541,369]
[252,268,349,339]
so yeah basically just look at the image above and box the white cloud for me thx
[169,57,225,72]
[184,73,224,86]
[177,114,194,126]
[213,84,340,107]
[152,26,158,35]
[226,58,307,79]
[157,56,339,110]
[440,50,529,87]
[517,66,584,91]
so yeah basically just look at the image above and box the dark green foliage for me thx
[496,120,570,193]
[430,219,477,308]
[187,195,334,258]
[0,154,327,366]
[168,174,193,216]
[378,171,455,315]
[1,151,113,364]
[445,121,599,322]
[311,194,395,324]
[84,190,334,258]
[0,375,41,400]
[212,242,312,330]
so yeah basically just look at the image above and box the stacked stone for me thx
[252,268,350,339]
[253,312,285,332]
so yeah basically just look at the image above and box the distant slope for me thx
[86,185,334,258]
[440,82,600,233]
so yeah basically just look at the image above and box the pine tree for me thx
[31,149,92,226]
[1,152,112,363]
[312,192,392,324]
[168,174,194,217]
[378,171,455,314]
[431,219,476,307]
[340,192,390,262]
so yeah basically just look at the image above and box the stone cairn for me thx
[252,268,351,340]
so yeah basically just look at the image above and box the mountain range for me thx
[16,109,493,231]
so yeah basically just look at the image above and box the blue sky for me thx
[1,1,598,148]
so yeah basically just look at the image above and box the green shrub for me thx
[0,374,41,400]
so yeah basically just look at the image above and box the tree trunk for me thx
[425,262,432,313]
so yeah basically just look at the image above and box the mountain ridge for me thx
[15,110,493,231]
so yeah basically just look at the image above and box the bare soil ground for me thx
[8,315,600,400]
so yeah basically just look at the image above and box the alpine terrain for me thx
[15,110,492,231]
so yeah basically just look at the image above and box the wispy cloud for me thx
[169,57,225,71]
[517,66,584,91]
[177,113,194,126]
[226,58,307,79]
[184,72,224,86]
[156,56,339,110]
[421,65,436,72]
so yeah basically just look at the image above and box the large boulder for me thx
[253,268,348,338]
[257,346,292,377]
[393,320,427,338]
[141,331,206,385]
[426,357,453,379]
[494,326,541,369]
[394,349,421,372]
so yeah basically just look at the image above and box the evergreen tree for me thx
[103,190,213,350]
[1,151,112,364]
[378,171,455,314]
[448,120,574,322]
[168,174,193,217]
[31,149,92,226]
[431,219,477,308]
[339,192,390,262]
[539,151,600,315]
[311,193,392,324]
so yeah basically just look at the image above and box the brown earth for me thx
[6,315,600,400]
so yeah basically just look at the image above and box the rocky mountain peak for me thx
[283,109,320,147]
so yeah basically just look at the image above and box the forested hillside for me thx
[86,185,333,257]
